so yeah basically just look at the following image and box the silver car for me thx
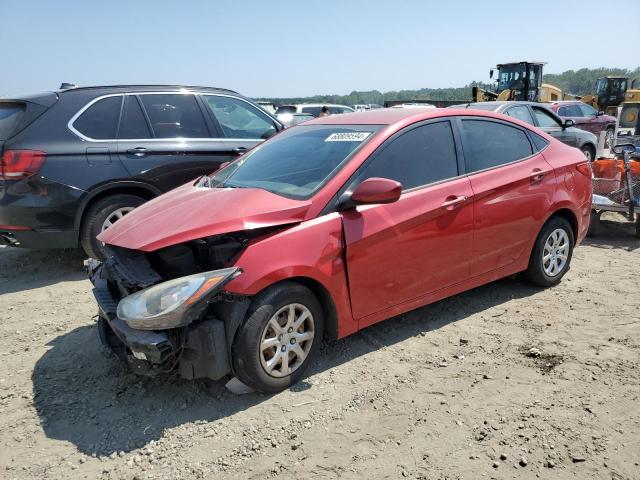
[452,101,598,161]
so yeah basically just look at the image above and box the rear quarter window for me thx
[0,103,26,140]
[461,119,533,173]
[73,96,123,140]
[530,131,549,151]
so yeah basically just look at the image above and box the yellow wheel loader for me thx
[581,77,639,116]
[472,61,566,103]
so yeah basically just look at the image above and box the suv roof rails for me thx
[58,84,239,95]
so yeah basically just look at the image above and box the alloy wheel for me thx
[259,303,315,378]
[101,207,135,232]
[542,228,570,277]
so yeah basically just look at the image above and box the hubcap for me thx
[542,228,570,277]
[101,207,135,232]
[259,303,315,378]
[582,148,592,161]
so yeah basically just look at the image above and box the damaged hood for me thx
[98,183,312,251]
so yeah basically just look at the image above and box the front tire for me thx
[524,217,574,287]
[232,282,324,393]
[80,194,145,259]
[581,144,595,162]
[604,127,615,149]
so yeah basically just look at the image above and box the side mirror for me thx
[342,177,402,209]
[563,119,575,129]
[612,143,636,155]
[489,69,494,79]
[596,111,604,117]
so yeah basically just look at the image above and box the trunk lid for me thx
[98,183,312,251]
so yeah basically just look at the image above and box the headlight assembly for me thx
[117,267,241,330]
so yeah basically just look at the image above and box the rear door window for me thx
[118,96,151,139]
[139,94,209,138]
[73,96,123,140]
[461,119,533,173]
[203,95,277,139]
[355,121,458,190]
[505,105,534,125]
[0,103,26,140]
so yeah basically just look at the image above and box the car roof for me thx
[304,107,519,127]
[57,84,240,95]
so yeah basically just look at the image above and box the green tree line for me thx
[258,67,640,106]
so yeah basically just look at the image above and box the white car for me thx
[391,102,436,109]
[275,103,355,124]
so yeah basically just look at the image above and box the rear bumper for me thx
[91,267,232,380]
[0,176,84,248]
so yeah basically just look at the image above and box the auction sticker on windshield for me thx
[325,132,372,142]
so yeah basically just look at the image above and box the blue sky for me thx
[1,0,637,98]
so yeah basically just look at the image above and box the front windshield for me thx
[498,64,527,92]
[208,125,382,199]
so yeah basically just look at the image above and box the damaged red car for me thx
[89,108,592,393]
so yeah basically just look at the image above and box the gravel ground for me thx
[1,219,639,480]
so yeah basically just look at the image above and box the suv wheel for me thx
[232,282,324,393]
[80,194,145,259]
[524,216,574,287]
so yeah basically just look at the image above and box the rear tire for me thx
[586,210,601,237]
[524,217,574,287]
[581,144,595,162]
[80,194,145,259]
[232,282,324,394]
[635,214,640,239]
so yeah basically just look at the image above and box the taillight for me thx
[0,150,46,180]
[575,162,592,178]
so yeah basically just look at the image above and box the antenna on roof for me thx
[59,82,78,90]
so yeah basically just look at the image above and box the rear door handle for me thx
[232,147,247,155]
[530,169,549,182]
[441,195,467,210]
[126,147,152,157]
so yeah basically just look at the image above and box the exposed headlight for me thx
[117,267,241,330]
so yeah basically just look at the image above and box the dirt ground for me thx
[1,219,639,480]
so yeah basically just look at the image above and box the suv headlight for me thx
[117,267,241,330]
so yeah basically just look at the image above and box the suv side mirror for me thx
[340,177,402,210]
[596,111,604,117]
[563,119,575,129]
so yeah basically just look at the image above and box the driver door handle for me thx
[232,147,247,155]
[126,147,152,157]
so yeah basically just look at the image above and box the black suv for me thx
[0,85,283,258]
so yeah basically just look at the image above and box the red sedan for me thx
[90,108,592,393]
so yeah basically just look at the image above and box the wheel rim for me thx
[542,228,570,277]
[259,303,315,378]
[582,147,592,161]
[101,207,135,232]
[605,129,613,148]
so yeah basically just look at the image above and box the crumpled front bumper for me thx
[89,262,239,380]
[92,272,176,367]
